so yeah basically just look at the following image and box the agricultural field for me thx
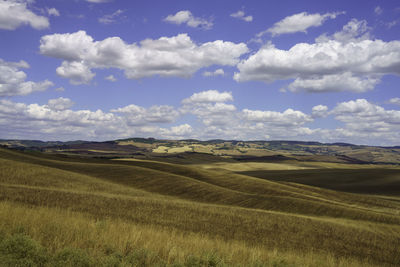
[0,140,400,266]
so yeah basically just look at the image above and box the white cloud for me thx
[181,90,236,127]
[98,9,124,24]
[230,10,253,22]
[105,75,116,82]
[234,32,400,92]
[160,124,193,138]
[0,99,126,140]
[180,90,314,139]
[46,7,59,17]
[334,99,400,128]
[260,11,344,37]
[0,98,183,141]
[388,98,400,106]
[189,106,316,141]
[0,99,116,127]
[164,10,213,29]
[203,69,225,77]
[56,61,95,85]
[0,58,53,96]
[191,102,237,126]
[47,97,74,111]
[40,31,248,83]
[179,90,318,139]
[288,72,380,93]
[182,90,233,104]
[111,104,179,126]
[316,19,371,43]
[328,99,400,144]
[1,91,399,145]
[374,6,383,15]
[312,105,329,118]
[242,108,313,126]
[0,0,49,30]
[39,31,96,61]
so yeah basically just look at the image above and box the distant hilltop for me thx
[1,138,400,165]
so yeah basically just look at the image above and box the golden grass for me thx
[167,146,193,153]
[0,158,152,198]
[1,147,400,266]
[194,162,314,171]
[0,202,380,267]
[152,146,169,153]
[117,140,154,149]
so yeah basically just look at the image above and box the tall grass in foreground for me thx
[0,202,375,267]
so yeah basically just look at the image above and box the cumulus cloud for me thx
[47,97,74,111]
[0,58,53,96]
[160,124,193,138]
[56,61,95,85]
[179,90,316,140]
[242,108,313,126]
[181,91,400,142]
[0,99,183,141]
[316,19,371,43]
[177,90,318,140]
[98,9,124,24]
[1,90,398,144]
[182,90,233,104]
[388,98,400,106]
[234,30,400,92]
[164,10,212,29]
[181,90,236,127]
[259,11,344,37]
[328,99,400,144]
[190,102,237,126]
[288,72,380,93]
[312,105,329,118]
[0,99,118,133]
[230,10,253,22]
[197,107,316,141]
[0,0,49,30]
[111,104,179,126]
[40,31,248,83]
[203,69,225,77]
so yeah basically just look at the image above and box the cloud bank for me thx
[40,31,248,84]
[235,20,400,93]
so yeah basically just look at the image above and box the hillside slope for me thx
[0,147,399,266]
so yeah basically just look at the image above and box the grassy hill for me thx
[0,147,400,266]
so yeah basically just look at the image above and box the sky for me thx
[0,0,400,145]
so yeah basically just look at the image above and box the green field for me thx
[0,147,399,266]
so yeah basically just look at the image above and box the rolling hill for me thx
[0,145,400,266]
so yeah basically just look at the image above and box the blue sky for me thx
[0,0,399,145]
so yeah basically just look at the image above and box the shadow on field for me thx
[239,168,400,196]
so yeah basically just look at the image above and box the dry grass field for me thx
[0,147,399,266]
